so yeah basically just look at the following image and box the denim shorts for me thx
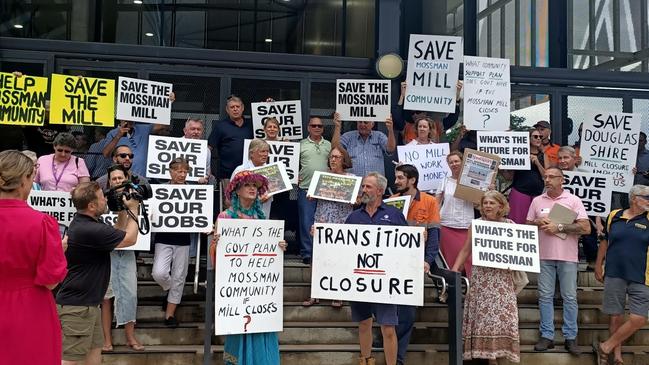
[350,301,399,325]
[603,276,649,317]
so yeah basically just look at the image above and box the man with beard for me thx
[56,182,140,365]
[102,120,167,177]
[96,145,148,188]
[345,172,408,365]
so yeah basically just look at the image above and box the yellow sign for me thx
[0,72,49,126]
[49,74,115,127]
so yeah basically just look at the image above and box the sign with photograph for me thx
[249,162,292,197]
[397,143,451,192]
[251,100,303,141]
[455,149,501,204]
[336,79,391,122]
[116,76,173,125]
[0,72,48,126]
[243,139,300,185]
[477,131,530,170]
[471,219,540,273]
[463,56,511,131]
[307,171,362,204]
[383,196,412,217]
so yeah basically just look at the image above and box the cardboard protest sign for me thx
[336,79,391,122]
[477,132,529,170]
[146,136,208,182]
[28,190,76,226]
[383,196,412,217]
[249,162,292,197]
[215,219,284,335]
[307,171,362,204]
[563,171,612,217]
[580,112,640,192]
[455,149,500,204]
[311,223,425,306]
[101,201,152,251]
[463,56,511,130]
[405,34,462,113]
[116,76,172,125]
[251,100,303,141]
[471,220,540,273]
[243,139,300,185]
[397,143,451,192]
[0,72,48,126]
[149,184,213,233]
[49,74,115,127]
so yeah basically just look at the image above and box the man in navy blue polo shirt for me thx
[595,185,649,365]
[345,172,407,365]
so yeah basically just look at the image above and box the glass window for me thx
[478,18,488,57]
[504,1,515,63]
[519,0,532,66]
[535,0,549,67]
[231,78,300,117]
[566,96,623,145]
[619,0,641,53]
[115,11,138,45]
[490,9,501,58]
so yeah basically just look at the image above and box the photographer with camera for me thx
[56,181,140,365]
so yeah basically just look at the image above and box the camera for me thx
[106,179,153,212]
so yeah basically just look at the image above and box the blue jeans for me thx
[297,188,317,259]
[396,305,416,364]
[538,260,578,340]
[110,250,138,325]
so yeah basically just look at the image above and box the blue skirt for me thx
[224,332,280,365]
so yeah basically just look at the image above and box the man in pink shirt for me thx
[526,166,590,356]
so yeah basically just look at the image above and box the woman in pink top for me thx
[35,132,90,192]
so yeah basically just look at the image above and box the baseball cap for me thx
[533,120,551,129]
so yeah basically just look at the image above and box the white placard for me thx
[477,131,530,170]
[471,220,540,273]
[251,100,303,141]
[397,143,451,192]
[307,171,362,204]
[146,136,209,182]
[383,195,412,217]
[311,223,425,306]
[463,56,511,130]
[580,112,640,192]
[27,190,75,227]
[149,184,213,233]
[405,34,462,113]
[101,201,152,251]
[563,171,612,218]
[215,219,284,335]
[243,139,300,185]
[116,76,172,125]
[336,79,391,122]
[249,162,292,197]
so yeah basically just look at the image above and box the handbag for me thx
[512,270,529,295]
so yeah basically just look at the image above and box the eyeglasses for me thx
[309,124,323,128]
[636,195,649,200]
[329,155,343,160]
[531,135,542,139]
[117,153,134,159]
[56,148,73,154]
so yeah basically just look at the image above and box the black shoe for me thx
[161,295,168,311]
[534,337,555,351]
[164,316,179,328]
[564,339,581,355]
[302,257,311,265]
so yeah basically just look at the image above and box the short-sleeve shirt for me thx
[526,190,589,262]
[439,177,474,229]
[298,137,331,190]
[339,131,390,177]
[105,123,153,177]
[56,213,126,306]
[391,190,440,227]
[35,154,90,192]
[603,209,649,285]
[543,143,560,167]
[345,202,408,226]
[208,118,253,179]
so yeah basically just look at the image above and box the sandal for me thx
[102,344,114,352]
[593,342,609,365]
[331,300,343,308]
[613,360,624,365]
[302,298,319,307]
[127,342,145,351]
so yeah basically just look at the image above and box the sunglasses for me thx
[309,124,324,128]
[117,153,134,159]
[531,135,542,139]
[56,148,73,154]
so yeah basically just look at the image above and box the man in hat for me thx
[534,120,560,167]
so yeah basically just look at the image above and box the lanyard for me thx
[52,156,71,189]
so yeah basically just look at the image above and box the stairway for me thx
[101,256,649,364]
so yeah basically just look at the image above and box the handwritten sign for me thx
[311,223,425,306]
[116,77,172,125]
[405,34,462,113]
[397,143,451,192]
[146,136,208,182]
[463,56,511,130]
[0,72,48,126]
[149,185,213,233]
[251,100,303,140]
[477,131,529,170]
[215,219,284,335]
[471,220,540,273]
[580,112,640,192]
[49,74,115,127]
[336,79,391,122]
[563,171,612,217]
[243,139,300,184]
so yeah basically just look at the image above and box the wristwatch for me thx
[557,224,565,233]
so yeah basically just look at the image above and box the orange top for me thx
[391,190,440,226]
[543,143,560,167]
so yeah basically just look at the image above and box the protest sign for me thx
[580,112,640,192]
[563,171,612,217]
[251,100,303,140]
[116,77,172,125]
[149,184,213,233]
[249,162,292,197]
[455,149,500,204]
[49,74,115,127]
[397,143,451,192]
[146,136,208,182]
[28,190,76,227]
[463,56,511,131]
[0,72,48,126]
[471,219,540,273]
[405,34,462,113]
[311,223,425,306]
[243,139,300,185]
[336,79,391,122]
[101,202,152,251]
[477,131,529,170]
[307,171,362,204]
[215,219,284,335]
[383,196,412,217]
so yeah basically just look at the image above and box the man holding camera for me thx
[56,181,140,365]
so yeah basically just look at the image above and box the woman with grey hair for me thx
[230,138,273,217]
[35,132,90,192]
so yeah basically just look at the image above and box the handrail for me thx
[428,267,465,365]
